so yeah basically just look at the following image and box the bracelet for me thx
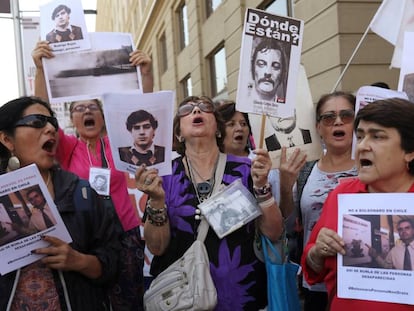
[255,191,273,203]
[258,196,275,209]
[146,200,168,226]
[253,183,272,196]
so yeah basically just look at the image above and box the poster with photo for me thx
[0,164,72,275]
[236,8,304,118]
[103,90,174,176]
[351,86,409,158]
[42,32,142,103]
[40,0,91,54]
[248,65,322,168]
[337,193,414,305]
[198,179,262,239]
[398,32,414,103]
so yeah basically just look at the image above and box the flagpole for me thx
[331,22,372,92]
[11,0,25,96]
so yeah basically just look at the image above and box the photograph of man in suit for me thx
[368,218,414,270]
[46,4,83,43]
[265,111,312,151]
[249,38,289,103]
[26,187,56,231]
[118,109,165,166]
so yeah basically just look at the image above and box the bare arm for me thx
[32,41,54,102]
[135,165,170,255]
[252,149,284,242]
[130,50,154,93]
[278,147,307,218]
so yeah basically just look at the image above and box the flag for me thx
[370,0,414,68]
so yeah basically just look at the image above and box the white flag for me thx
[370,0,414,68]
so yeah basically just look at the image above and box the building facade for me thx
[96,0,399,104]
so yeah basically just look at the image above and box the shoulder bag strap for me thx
[100,138,108,168]
[197,152,227,242]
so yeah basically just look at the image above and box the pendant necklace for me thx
[186,155,219,203]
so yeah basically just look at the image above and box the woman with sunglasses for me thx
[302,98,414,310]
[281,91,357,311]
[136,95,284,309]
[32,41,153,310]
[0,96,121,310]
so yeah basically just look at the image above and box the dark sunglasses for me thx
[177,101,215,117]
[15,114,59,130]
[317,109,355,126]
[71,103,101,113]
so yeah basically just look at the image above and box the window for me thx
[178,3,189,50]
[260,0,290,16]
[210,46,227,98]
[181,75,192,98]
[158,33,168,73]
[206,0,222,17]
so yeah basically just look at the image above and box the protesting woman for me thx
[32,40,153,310]
[0,96,121,310]
[137,95,284,309]
[302,98,414,310]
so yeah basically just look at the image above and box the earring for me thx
[177,136,185,143]
[216,131,222,138]
[7,155,20,171]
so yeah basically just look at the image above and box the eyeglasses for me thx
[317,109,355,126]
[177,101,215,117]
[15,114,59,130]
[71,103,101,113]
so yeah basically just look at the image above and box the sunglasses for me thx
[15,114,59,130]
[177,101,215,117]
[317,109,355,126]
[71,103,101,113]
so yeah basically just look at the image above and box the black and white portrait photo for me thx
[103,91,174,176]
[40,0,90,54]
[265,110,312,151]
[118,109,166,167]
[248,37,290,103]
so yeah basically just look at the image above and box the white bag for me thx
[144,154,226,310]
[143,238,217,310]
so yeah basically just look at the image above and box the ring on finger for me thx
[323,246,328,252]
[144,177,152,185]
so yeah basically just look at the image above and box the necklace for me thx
[186,155,219,203]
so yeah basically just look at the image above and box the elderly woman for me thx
[32,41,153,310]
[302,98,414,310]
[0,96,121,310]
[216,101,254,158]
[136,95,284,309]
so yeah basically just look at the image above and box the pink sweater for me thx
[56,129,139,231]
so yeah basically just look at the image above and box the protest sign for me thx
[236,8,304,118]
[0,164,71,275]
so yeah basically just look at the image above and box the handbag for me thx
[143,154,227,310]
[143,219,217,310]
[261,234,301,311]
